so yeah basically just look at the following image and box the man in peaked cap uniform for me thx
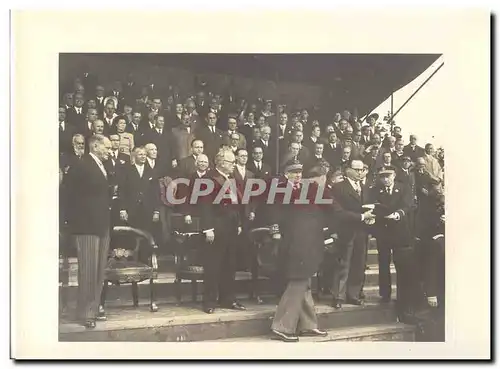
[267,159,363,342]
[367,165,419,323]
[267,159,327,342]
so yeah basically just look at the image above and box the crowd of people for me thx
[59,75,445,341]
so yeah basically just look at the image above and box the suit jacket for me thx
[194,125,224,161]
[367,181,412,246]
[119,163,161,219]
[350,142,366,160]
[331,179,368,243]
[140,128,173,164]
[95,96,106,115]
[177,155,198,177]
[59,121,77,155]
[222,130,247,149]
[104,152,130,186]
[303,137,321,153]
[324,142,342,168]
[64,154,111,236]
[403,144,426,162]
[247,160,272,180]
[268,178,360,280]
[188,169,242,234]
[171,126,196,161]
[59,150,84,175]
[391,151,406,168]
[395,167,417,209]
[66,106,87,128]
[239,123,258,142]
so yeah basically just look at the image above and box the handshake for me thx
[362,204,376,225]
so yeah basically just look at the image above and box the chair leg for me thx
[191,279,198,303]
[131,282,139,308]
[150,278,158,312]
[100,280,109,309]
[174,278,182,304]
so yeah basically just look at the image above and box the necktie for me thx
[60,123,64,131]
[354,181,361,194]
[386,186,391,194]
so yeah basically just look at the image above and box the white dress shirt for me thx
[147,157,155,169]
[135,163,145,178]
[89,152,107,178]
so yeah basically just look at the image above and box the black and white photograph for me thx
[11,9,490,360]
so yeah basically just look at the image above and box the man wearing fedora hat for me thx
[368,165,418,323]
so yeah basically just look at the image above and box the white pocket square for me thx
[149,177,153,181]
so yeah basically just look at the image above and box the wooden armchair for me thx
[171,214,205,303]
[248,226,280,304]
[99,226,159,313]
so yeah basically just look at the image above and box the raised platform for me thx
[60,249,395,304]
[59,299,405,342]
[208,323,416,342]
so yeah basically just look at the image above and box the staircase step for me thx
[208,323,415,342]
[59,300,398,342]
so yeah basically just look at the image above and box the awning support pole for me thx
[275,72,280,175]
[390,62,444,123]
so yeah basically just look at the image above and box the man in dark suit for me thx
[324,131,341,169]
[247,146,272,180]
[330,160,376,309]
[177,139,205,177]
[140,115,172,167]
[60,133,86,176]
[350,130,366,160]
[183,149,245,314]
[391,139,406,169]
[104,134,130,225]
[118,146,161,234]
[403,134,425,162]
[94,85,106,115]
[59,106,77,156]
[194,111,224,162]
[64,135,112,328]
[233,148,257,270]
[367,166,417,322]
[126,111,145,143]
[66,92,87,129]
[395,156,418,239]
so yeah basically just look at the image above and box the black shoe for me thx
[380,296,391,303]
[271,329,299,342]
[203,307,215,314]
[359,291,366,300]
[96,306,107,321]
[299,328,328,337]
[221,301,246,311]
[331,299,343,309]
[84,320,96,329]
[398,312,420,325]
[346,298,364,306]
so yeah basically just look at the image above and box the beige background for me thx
[12,9,490,359]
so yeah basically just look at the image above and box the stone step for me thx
[60,266,396,308]
[207,323,415,342]
[58,300,398,342]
